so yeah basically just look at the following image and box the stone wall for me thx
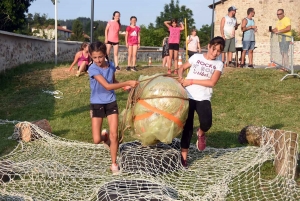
[0,31,168,72]
[0,31,82,72]
[212,0,300,65]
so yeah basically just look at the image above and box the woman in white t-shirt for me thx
[178,36,225,168]
[186,29,201,58]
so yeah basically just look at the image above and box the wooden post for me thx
[239,125,298,179]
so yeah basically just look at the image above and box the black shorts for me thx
[90,101,119,118]
[107,41,119,46]
[188,50,197,58]
[169,43,180,51]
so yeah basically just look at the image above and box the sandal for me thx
[101,129,110,150]
[174,69,178,75]
[167,68,171,74]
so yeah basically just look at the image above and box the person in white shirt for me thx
[220,6,240,67]
[178,36,225,168]
[186,28,201,58]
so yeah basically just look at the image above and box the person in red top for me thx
[125,16,140,72]
[164,19,184,75]
[105,11,121,71]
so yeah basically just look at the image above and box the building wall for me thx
[213,0,300,65]
[0,31,82,72]
[0,31,166,72]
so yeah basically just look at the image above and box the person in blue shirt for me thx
[88,41,138,174]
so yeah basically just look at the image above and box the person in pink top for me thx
[68,42,90,77]
[164,19,184,75]
[105,11,121,71]
[125,16,140,72]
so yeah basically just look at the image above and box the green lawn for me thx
[0,63,300,156]
[1,62,300,199]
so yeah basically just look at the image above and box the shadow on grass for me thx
[268,123,285,130]
[60,106,89,118]
[207,130,243,149]
[54,129,71,137]
[0,62,58,156]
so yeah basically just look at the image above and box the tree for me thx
[197,24,212,47]
[70,19,84,41]
[155,0,195,32]
[291,29,300,41]
[0,0,36,32]
[140,25,167,47]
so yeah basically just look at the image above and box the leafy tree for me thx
[0,0,36,32]
[155,0,195,32]
[292,29,300,41]
[70,19,84,41]
[140,25,168,47]
[197,24,212,47]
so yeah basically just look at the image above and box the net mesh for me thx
[270,32,293,70]
[0,122,300,200]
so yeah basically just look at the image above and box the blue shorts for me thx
[242,41,255,50]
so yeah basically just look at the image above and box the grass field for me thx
[1,62,300,156]
[1,62,300,164]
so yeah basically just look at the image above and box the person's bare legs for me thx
[127,45,133,67]
[248,50,253,65]
[222,52,226,66]
[106,43,112,58]
[76,62,87,76]
[107,114,119,167]
[132,45,138,67]
[91,116,104,144]
[241,50,247,66]
[168,49,174,73]
[228,52,233,63]
[174,50,179,73]
[181,148,188,161]
[162,56,169,67]
[113,45,119,68]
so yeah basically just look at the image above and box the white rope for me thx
[0,119,20,125]
[42,90,63,99]
[0,122,299,200]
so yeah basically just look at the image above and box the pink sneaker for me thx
[110,164,120,175]
[167,69,171,74]
[196,129,206,151]
[181,156,188,169]
[174,69,178,75]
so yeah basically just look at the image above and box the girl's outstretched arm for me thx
[94,74,138,90]
[68,52,80,71]
[178,61,192,80]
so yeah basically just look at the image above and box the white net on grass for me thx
[0,122,300,200]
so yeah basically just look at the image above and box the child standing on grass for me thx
[178,36,225,168]
[125,16,140,72]
[105,11,121,71]
[164,19,184,75]
[162,33,169,68]
[88,41,138,174]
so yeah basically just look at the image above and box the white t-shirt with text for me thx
[185,54,223,101]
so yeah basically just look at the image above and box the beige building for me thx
[209,0,300,65]
[32,25,73,40]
